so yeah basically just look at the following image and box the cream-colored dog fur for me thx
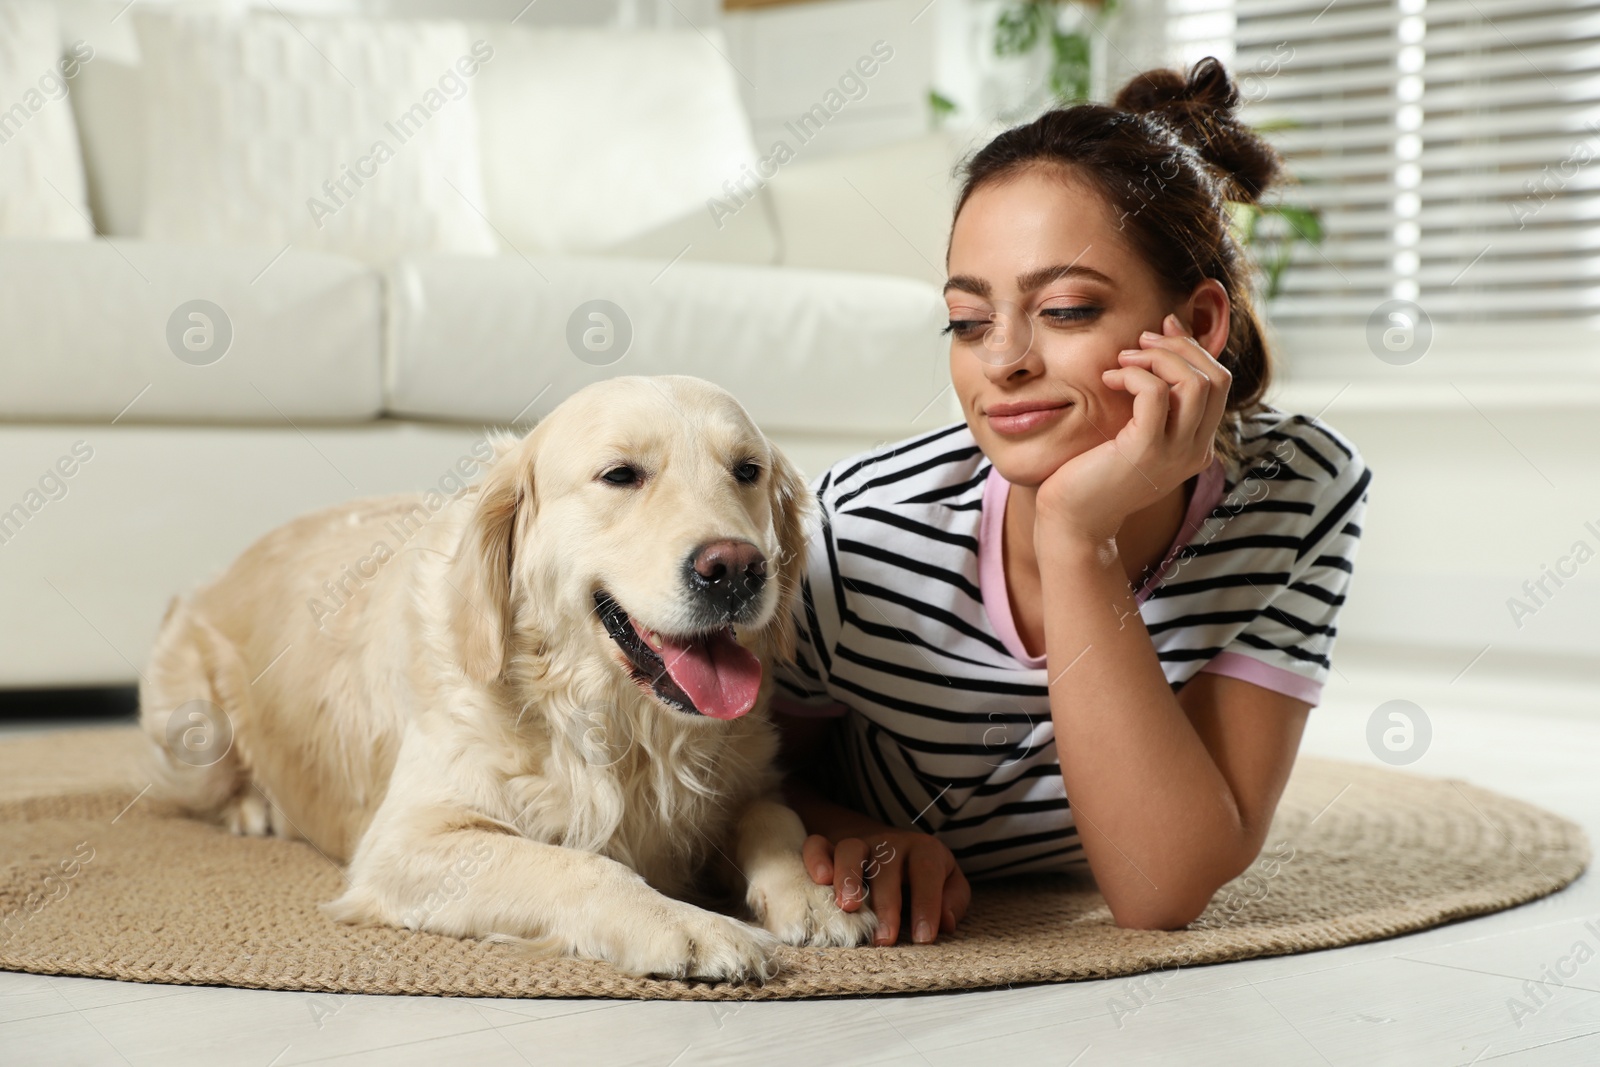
[137,375,877,982]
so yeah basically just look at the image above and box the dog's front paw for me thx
[608,899,783,984]
[748,867,879,948]
[221,788,291,839]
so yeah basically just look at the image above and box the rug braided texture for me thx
[0,727,1588,1001]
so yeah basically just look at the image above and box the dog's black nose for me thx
[687,540,767,617]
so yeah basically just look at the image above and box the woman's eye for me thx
[941,318,989,340]
[1041,305,1101,323]
[600,466,640,486]
[943,306,1098,339]
[733,462,761,485]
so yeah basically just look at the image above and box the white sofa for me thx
[0,2,965,688]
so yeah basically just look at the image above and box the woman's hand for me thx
[1035,312,1232,545]
[802,827,972,945]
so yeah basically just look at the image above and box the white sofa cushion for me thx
[0,238,382,421]
[471,25,772,257]
[0,1,94,238]
[132,10,499,263]
[384,253,950,436]
[54,0,143,236]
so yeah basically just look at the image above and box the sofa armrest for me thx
[0,238,382,423]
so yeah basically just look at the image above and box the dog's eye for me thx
[733,462,761,485]
[600,466,640,486]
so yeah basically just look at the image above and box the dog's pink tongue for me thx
[635,621,762,720]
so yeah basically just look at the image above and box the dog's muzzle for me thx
[594,589,764,721]
[684,539,768,624]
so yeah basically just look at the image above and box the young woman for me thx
[772,57,1372,947]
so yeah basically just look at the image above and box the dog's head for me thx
[444,375,813,722]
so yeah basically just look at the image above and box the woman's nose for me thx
[974,301,1040,378]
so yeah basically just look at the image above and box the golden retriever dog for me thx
[137,375,878,982]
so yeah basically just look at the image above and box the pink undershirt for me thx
[976,461,1322,704]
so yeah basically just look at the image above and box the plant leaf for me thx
[1049,30,1091,100]
[994,3,1046,56]
[1264,204,1324,244]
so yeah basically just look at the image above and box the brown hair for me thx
[949,57,1283,477]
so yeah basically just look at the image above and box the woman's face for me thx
[945,165,1181,488]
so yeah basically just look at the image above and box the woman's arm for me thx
[1030,312,1311,929]
[1036,535,1310,930]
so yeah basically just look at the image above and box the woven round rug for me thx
[0,727,1588,1001]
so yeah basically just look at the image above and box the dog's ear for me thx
[765,442,816,664]
[447,432,534,685]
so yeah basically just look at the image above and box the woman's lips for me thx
[985,401,1071,435]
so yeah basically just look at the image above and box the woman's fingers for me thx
[1125,314,1226,454]
[1167,311,1234,452]
[1129,339,1210,392]
[832,837,869,911]
[1107,361,1172,455]
[1126,347,1208,445]
[941,863,973,934]
[867,842,906,945]
[1132,329,1216,441]
[812,832,973,946]
[801,833,834,885]
[906,845,949,943]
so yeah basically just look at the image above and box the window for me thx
[1168,0,1600,375]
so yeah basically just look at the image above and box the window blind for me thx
[1167,0,1600,332]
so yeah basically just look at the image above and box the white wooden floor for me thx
[3,649,1598,1066]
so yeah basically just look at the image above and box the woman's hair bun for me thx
[1112,56,1282,203]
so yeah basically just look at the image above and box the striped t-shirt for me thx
[774,404,1372,881]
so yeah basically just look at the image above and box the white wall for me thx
[1270,382,1600,677]
[722,0,936,160]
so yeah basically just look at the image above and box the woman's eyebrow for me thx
[943,274,990,298]
[1017,262,1115,291]
[943,263,1115,299]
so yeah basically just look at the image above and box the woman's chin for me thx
[979,438,1080,489]
[979,447,1068,489]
